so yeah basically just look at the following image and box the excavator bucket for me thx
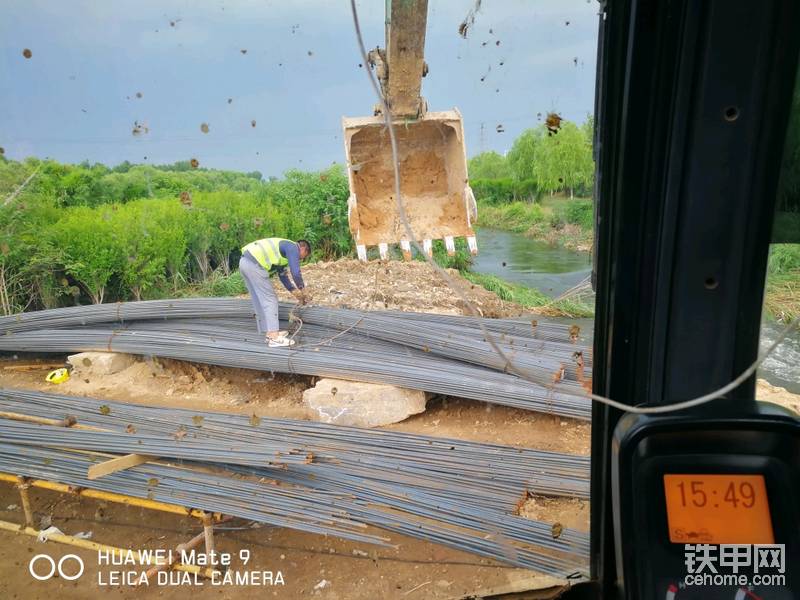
[342,109,478,261]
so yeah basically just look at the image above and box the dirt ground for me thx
[0,485,562,600]
[755,378,800,415]
[271,259,524,318]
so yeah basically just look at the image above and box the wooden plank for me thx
[0,411,98,430]
[87,454,156,480]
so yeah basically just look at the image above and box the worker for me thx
[239,238,311,347]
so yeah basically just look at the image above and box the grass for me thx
[764,273,799,322]
[462,271,594,318]
[768,244,800,275]
[765,244,800,321]
[177,270,247,298]
[477,202,547,233]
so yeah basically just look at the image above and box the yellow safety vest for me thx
[242,238,291,271]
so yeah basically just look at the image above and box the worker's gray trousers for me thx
[238,255,279,334]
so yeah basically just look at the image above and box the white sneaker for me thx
[268,336,295,348]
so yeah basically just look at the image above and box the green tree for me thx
[468,151,511,179]
[265,165,350,259]
[531,122,593,197]
[47,207,127,303]
[507,128,545,181]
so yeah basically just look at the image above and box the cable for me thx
[585,319,799,414]
[348,0,798,416]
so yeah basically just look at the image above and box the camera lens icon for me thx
[29,554,84,581]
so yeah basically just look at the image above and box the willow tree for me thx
[468,151,512,179]
[533,121,594,198]
[507,128,545,182]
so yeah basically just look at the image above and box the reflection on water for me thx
[472,228,591,297]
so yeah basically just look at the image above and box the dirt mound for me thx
[274,258,523,317]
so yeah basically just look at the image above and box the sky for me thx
[1,0,599,178]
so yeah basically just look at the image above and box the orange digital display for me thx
[663,474,774,544]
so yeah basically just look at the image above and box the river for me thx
[471,228,800,394]
[472,229,592,297]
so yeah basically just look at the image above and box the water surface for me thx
[472,228,591,297]
[472,227,799,394]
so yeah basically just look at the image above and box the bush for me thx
[46,207,128,303]
[476,202,546,233]
[470,178,541,205]
[0,157,358,311]
[561,199,594,230]
[264,166,351,260]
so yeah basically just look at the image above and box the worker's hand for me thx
[292,289,310,305]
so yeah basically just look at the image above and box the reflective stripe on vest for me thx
[242,238,291,271]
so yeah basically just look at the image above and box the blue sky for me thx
[1,0,599,178]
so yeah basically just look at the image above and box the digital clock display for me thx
[663,474,774,544]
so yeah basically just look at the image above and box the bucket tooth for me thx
[422,239,433,257]
[378,243,389,260]
[400,240,412,261]
[444,236,455,256]
[467,236,478,256]
[357,245,368,262]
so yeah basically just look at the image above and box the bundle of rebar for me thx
[0,298,592,419]
[0,388,589,576]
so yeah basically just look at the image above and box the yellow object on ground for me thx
[45,368,69,384]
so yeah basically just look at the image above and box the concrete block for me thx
[67,352,135,376]
[303,378,427,427]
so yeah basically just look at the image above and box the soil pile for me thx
[274,258,524,317]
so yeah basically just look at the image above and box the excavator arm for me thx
[379,0,429,119]
[342,0,478,261]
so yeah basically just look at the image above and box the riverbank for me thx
[476,200,799,321]
[462,272,594,318]
[477,199,594,253]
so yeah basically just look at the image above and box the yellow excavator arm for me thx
[380,0,429,119]
[342,0,478,261]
